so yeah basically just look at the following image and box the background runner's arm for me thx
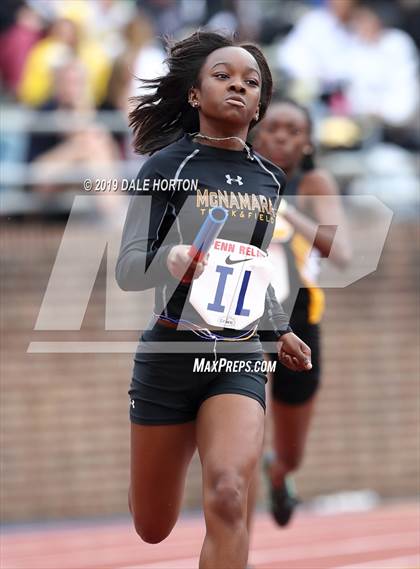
[116,168,173,291]
[283,170,351,268]
[265,284,293,337]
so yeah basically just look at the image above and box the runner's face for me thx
[192,47,261,131]
[254,103,310,172]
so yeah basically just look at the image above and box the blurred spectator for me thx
[347,1,419,128]
[101,12,165,124]
[0,0,42,97]
[18,15,111,107]
[202,0,262,41]
[85,0,137,60]
[25,0,65,22]
[49,1,136,60]
[277,0,419,149]
[236,0,263,42]
[100,53,133,116]
[129,12,166,101]
[277,0,358,99]
[204,0,238,35]
[135,0,182,37]
[27,59,119,194]
[98,52,135,157]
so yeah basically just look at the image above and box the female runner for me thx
[254,100,351,526]
[116,33,311,568]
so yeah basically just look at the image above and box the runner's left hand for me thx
[276,333,312,372]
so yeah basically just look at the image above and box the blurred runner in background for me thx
[255,99,351,527]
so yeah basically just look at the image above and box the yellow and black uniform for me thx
[260,172,324,404]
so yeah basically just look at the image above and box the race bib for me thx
[189,238,274,329]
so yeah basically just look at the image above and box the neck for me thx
[281,162,300,180]
[196,121,249,151]
[283,166,294,179]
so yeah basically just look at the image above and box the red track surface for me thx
[2,503,419,569]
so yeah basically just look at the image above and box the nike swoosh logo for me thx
[225,255,253,265]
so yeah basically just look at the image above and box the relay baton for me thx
[182,206,228,283]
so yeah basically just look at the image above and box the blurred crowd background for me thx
[1,0,419,524]
[1,0,419,216]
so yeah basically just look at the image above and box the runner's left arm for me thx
[264,284,293,337]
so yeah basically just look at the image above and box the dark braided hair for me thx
[129,30,273,155]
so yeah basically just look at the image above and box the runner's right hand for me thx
[167,245,208,281]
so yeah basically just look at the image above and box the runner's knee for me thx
[132,514,174,544]
[278,452,303,473]
[129,490,176,544]
[205,468,248,527]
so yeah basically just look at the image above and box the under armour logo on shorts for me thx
[225,174,243,186]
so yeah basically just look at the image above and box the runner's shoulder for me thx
[252,151,287,187]
[137,136,195,180]
[300,168,338,196]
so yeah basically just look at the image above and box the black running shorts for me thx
[260,316,321,405]
[129,326,268,425]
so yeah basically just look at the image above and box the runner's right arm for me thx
[116,163,173,291]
